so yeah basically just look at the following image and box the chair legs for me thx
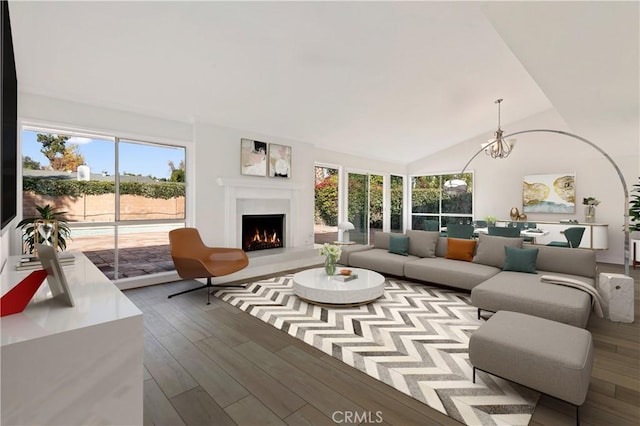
[167,277,246,305]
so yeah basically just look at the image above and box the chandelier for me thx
[482,98,513,159]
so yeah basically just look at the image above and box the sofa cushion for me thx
[389,234,409,256]
[535,245,597,278]
[404,257,501,291]
[472,234,524,268]
[445,238,476,262]
[503,246,539,274]
[374,232,391,250]
[349,248,418,277]
[406,230,439,258]
[338,244,373,265]
[435,236,448,258]
[471,271,594,328]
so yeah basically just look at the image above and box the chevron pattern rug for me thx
[214,274,539,425]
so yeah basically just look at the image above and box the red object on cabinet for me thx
[0,269,48,317]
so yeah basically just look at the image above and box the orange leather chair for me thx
[168,228,249,304]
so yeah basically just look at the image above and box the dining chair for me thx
[446,224,475,239]
[487,226,521,238]
[547,227,585,248]
[422,220,441,232]
[168,227,249,304]
[508,221,538,242]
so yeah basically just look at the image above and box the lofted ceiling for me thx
[7,1,638,165]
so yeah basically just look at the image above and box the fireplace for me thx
[242,214,285,252]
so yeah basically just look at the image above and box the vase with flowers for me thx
[319,243,342,276]
[583,197,600,223]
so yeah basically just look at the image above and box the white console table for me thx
[1,252,143,425]
[496,220,608,249]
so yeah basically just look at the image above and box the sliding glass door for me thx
[347,173,369,244]
[346,172,385,244]
[314,165,339,244]
[21,126,186,281]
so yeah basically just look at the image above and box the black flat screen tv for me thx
[1,1,18,230]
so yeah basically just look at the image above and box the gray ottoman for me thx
[469,311,593,424]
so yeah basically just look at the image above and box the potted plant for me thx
[484,215,497,227]
[16,204,71,254]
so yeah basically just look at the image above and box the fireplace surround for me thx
[216,177,302,250]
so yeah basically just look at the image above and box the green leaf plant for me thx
[16,204,71,254]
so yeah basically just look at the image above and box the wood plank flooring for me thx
[125,263,639,426]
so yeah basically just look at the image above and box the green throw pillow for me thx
[389,234,410,256]
[503,246,539,273]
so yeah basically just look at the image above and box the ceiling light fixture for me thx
[482,98,513,159]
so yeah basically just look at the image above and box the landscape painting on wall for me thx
[268,143,291,178]
[240,138,268,176]
[523,173,576,213]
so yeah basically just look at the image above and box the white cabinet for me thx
[496,220,609,249]
[1,253,143,425]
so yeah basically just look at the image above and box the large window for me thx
[411,173,473,230]
[21,127,186,280]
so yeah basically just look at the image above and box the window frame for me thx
[409,171,474,230]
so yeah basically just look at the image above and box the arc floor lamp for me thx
[451,99,631,276]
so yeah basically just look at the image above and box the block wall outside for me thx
[23,192,185,222]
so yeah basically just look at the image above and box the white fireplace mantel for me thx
[217,177,302,247]
[216,177,303,191]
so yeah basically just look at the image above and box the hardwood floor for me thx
[125,263,639,426]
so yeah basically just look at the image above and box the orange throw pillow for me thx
[445,238,477,262]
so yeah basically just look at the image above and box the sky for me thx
[21,130,185,179]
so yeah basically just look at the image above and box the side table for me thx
[597,273,634,323]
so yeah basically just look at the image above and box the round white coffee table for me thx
[292,268,385,306]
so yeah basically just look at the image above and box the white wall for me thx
[409,108,639,265]
[314,147,407,175]
[192,121,316,248]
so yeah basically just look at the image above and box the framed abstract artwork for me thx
[240,138,268,177]
[268,143,292,178]
[523,172,575,213]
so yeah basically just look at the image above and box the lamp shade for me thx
[338,222,355,231]
[338,221,355,243]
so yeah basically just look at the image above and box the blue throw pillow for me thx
[503,246,539,273]
[389,234,410,256]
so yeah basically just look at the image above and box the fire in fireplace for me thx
[242,214,285,252]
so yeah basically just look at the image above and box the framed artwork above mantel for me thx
[240,138,268,177]
[523,172,575,213]
[268,143,291,178]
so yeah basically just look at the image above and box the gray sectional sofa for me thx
[339,230,597,328]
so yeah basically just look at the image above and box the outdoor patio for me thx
[67,231,174,280]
